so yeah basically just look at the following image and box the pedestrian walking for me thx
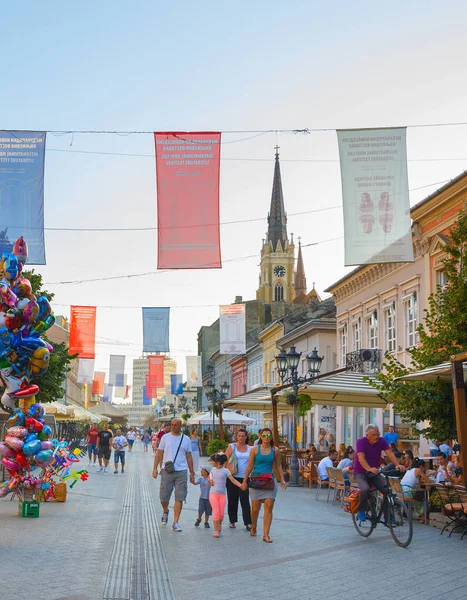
[152,418,195,532]
[242,427,287,543]
[193,466,212,528]
[156,424,170,449]
[224,428,253,530]
[190,428,201,472]
[151,431,159,455]
[86,423,99,467]
[142,430,151,452]
[208,453,244,538]
[97,423,114,473]
[126,428,136,452]
[112,429,128,474]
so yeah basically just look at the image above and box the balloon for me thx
[42,425,52,436]
[27,403,45,420]
[37,432,48,441]
[0,311,6,327]
[4,437,24,452]
[0,486,9,497]
[23,300,39,325]
[73,448,81,457]
[5,307,22,331]
[41,482,51,491]
[30,347,50,376]
[31,314,55,335]
[40,441,52,450]
[0,282,17,307]
[25,433,38,444]
[12,237,28,266]
[22,440,42,456]
[25,418,44,433]
[0,443,15,457]
[2,457,20,470]
[6,426,28,438]
[1,252,19,283]
[7,411,26,428]
[15,452,30,468]
[36,296,52,320]
[16,297,30,310]
[35,449,53,464]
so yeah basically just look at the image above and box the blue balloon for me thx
[7,411,25,427]
[23,440,42,456]
[35,449,53,464]
[27,403,45,420]
[42,425,52,436]
[25,433,38,444]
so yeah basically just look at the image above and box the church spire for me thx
[267,147,288,251]
[295,237,307,297]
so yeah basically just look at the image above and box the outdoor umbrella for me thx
[187,410,255,426]
[89,403,129,420]
[44,401,75,416]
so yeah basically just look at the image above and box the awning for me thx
[395,362,467,383]
[89,403,129,420]
[188,410,256,426]
[294,371,387,408]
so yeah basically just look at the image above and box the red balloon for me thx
[15,452,30,468]
[25,418,44,433]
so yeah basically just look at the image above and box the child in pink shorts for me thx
[209,453,243,538]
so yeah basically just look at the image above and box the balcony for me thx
[346,349,382,373]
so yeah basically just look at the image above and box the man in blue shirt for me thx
[383,425,399,447]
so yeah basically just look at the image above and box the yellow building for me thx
[258,320,284,385]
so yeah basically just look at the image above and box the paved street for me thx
[1,443,467,600]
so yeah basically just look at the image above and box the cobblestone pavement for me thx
[2,444,466,600]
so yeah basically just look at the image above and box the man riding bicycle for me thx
[355,424,405,522]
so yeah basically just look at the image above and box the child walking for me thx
[209,453,243,538]
[193,466,212,528]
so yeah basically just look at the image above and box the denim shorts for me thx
[114,450,126,464]
[88,443,97,455]
[198,497,212,516]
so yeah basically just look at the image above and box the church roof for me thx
[267,150,288,250]
[295,240,307,296]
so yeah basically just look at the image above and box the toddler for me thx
[193,466,212,528]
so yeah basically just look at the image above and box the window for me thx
[405,293,418,348]
[274,283,284,301]
[340,324,348,367]
[352,317,361,351]
[384,303,396,353]
[367,311,378,349]
[436,269,448,290]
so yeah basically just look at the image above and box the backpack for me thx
[343,488,360,514]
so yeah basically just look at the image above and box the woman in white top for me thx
[401,458,432,520]
[224,428,253,530]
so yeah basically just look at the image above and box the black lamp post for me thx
[275,345,323,486]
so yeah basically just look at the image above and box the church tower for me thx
[256,148,296,308]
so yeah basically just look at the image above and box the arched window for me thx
[274,283,284,301]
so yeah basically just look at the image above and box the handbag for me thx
[248,474,275,490]
[227,443,238,475]
[343,489,360,514]
[164,435,184,474]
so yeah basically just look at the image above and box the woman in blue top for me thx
[190,429,200,473]
[241,427,286,543]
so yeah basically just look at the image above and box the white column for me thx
[336,407,344,446]
[307,410,312,445]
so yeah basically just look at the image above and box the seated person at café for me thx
[438,440,453,459]
[447,454,463,485]
[337,443,346,461]
[304,443,317,459]
[401,458,432,521]
[337,448,355,483]
[317,450,338,481]
[403,448,414,470]
[436,452,455,483]
[381,450,405,477]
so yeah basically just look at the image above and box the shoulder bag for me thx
[227,443,238,475]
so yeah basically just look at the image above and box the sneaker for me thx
[114,470,118,474]
[121,469,124,474]
[161,511,169,526]
[104,468,108,473]
[88,461,92,466]
[357,511,366,522]
[204,522,210,528]
[195,519,201,527]
[172,522,182,532]
[98,467,103,472]
[92,463,96,467]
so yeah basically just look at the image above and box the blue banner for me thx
[170,374,184,395]
[143,386,152,406]
[102,384,112,403]
[109,354,125,387]
[142,307,170,352]
[0,131,46,264]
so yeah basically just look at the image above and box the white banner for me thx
[220,304,246,355]
[337,128,414,266]
[77,359,95,384]
[114,375,128,398]
[186,356,202,387]
[109,355,125,387]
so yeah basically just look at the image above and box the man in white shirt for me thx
[112,429,128,474]
[152,418,195,533]
[317,450,338,481]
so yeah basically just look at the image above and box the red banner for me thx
[155,132,222,269]
[69,306,97,359]
[92,372,105,395]
[145,374,158,399]
[148,355,164,389]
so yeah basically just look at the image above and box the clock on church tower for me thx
[273,265,286,278]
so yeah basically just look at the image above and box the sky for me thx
[2,1,467,399]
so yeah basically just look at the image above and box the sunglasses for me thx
[261,433,272,438]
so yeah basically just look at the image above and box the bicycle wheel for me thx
[352,506,376,537]
[390,499,413,547]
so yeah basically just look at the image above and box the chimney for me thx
[235,296,243,304]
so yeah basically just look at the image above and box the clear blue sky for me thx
[2,1,467,391]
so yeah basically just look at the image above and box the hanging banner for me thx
[77,358,95,384]
[92,372,105,395]
[145,374,158,399]
[142,386,152,406]
[155,132,222,269]
[69,306,97,359]
[170,374,184,395]
[114,375,128,398]
[142,307,170,352]
[125,385,131,400]
[220,304,246,354]
[186,356,202,387]
[337,128,413,266]
[102,383,112,403]
[0,131,46,264]
[148,355,165,389]
[109,355,125,387]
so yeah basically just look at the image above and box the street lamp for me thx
[275,345,323,486]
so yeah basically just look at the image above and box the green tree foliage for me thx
[368,211,467,441]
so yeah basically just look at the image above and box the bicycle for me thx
[352,474,413,547]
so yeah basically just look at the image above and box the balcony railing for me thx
[345,349,382,373]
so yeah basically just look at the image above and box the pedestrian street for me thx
[1,443,466,600]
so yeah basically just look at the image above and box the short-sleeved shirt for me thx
[87,429,99,444]
[383,431,399,445]
[209,467,231,494]
[197,476,211,499]
[113,435,127,450]
[157,429,167,441]
[159,433,191,471]
[354,436,389,474]
[98,430,113,447]
[127,431,136,441]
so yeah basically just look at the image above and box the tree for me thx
[368,210,467,441]
[0,269,77,404]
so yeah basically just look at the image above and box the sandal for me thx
[213,531,220,538]
[246,524,253,531]
[250,528,257,537]
[263,536,273,543]
[229,523,236,529]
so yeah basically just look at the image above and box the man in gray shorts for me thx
[152,418,195,532]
